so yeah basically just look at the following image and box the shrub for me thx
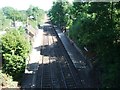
[3,54,25,79]
[2,29,31,59]
[2,29,31,80]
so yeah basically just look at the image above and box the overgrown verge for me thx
[0,70,20,88]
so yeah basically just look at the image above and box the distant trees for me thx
[2,6,45,28]
[2,7,22,21]
[26,6,45,26]
[19,10,27,22]
[48,1,72,29]
[0,9,12,30]
[2,7,27,27]
[48,1,120,88]
[0,10,5,20]
[0,10,5,30]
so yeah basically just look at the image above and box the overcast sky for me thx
[0,0,73,11]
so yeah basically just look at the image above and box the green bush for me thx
[2,29,31,59]
[3,54,25,79]
[2,29,31,80]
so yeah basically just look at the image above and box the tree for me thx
[26,6,45,24]
[2,7,23,27]
[48,1,71,29]
[0,10,5,30]
[2,7,21,21]
[2,28,31,80]
[19,10,27,22]
[70,2,120,88]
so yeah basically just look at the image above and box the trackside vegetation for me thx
[48,1,120,88]
[2,28,31,80]
[0,6,45,88]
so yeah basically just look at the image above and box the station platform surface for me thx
[54,27,96,88]
[54,27,87,69]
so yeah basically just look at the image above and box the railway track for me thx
[50,25,82,88]
[40,26,52,88]
[36,23,82,88]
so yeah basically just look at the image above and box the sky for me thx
[0,0,73,11]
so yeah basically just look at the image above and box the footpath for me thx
[21,15,47,89]
[21,28,43,89]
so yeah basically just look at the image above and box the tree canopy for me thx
[26,6,45,24]
[2,28,31,80]
[48,1,120,88]
[2,7,22,21]
[48,1,72,28]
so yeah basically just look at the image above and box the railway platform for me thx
[54,26,95,88]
